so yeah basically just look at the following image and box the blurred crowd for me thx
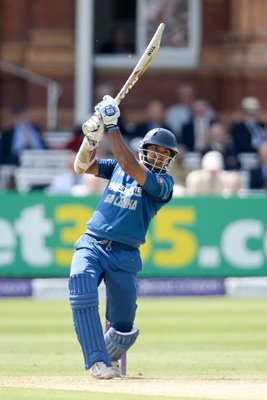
[1,83,267,197]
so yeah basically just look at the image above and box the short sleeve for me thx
[97,159,117,180]
[142,170,174,202]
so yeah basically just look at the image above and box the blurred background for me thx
[1,0,267,130]
[1,0,267,298]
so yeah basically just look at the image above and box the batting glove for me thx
[95,95,120,131]
[82,113,104,149]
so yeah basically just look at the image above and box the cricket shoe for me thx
[111,361,121,377]
[89,362,117,379]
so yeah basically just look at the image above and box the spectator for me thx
[165,83,195,139]
[46,152,85,195]
[166,84,215,140]
[249,140,267,190]
[72,173,106,196]
[222,171,243,197]
[62,83,129,152]
[170,144,188,187]
[62,125,84,152]
[100,26,134,54]
[129,99,171,145]
[186,151,229,196]
[230,96,267,153]
[180,98,216,152]
[5,174,17,192]
[0,105,46,166]
[47,147,107,196]
[203,121,240,170]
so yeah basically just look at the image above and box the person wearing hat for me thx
[229,96,267,154]
[185,151,229,195]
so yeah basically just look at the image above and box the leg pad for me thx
[105,327,139,361]
[69,273,110,369]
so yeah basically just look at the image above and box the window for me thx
[94,0,201,68]
[94,0,136,54]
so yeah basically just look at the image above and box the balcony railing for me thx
[0,59,62,129]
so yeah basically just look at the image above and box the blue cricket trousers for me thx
[70,233,142,331]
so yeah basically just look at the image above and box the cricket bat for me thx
[115,23,165,105]
[105,24,165,375]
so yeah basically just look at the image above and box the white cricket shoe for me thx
[111,361,121,377]
[89,362,117,379]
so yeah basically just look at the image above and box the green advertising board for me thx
[0,193,266,278]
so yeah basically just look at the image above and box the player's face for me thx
[146,144,172,171]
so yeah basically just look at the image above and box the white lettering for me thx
[15,204,53,266]
[0,219,15,265]
[113,196,137,210]
[104,194,115,204]
[221,220,263,268]
[108,182,142,197]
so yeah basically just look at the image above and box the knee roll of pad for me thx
[69,273,98,309]
[105,327,139,361]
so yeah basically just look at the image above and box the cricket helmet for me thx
[138,128,178,174]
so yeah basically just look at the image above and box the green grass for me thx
[0,297,267,399]
[135,297,267,377]
[0,388,195,400]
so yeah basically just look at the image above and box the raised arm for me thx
[95,95,147,185]
[108,128,147,185]
[73,137,99,175]
[73,114,104,175]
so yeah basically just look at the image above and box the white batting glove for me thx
[82,113,104,149]
[95,95,120,130]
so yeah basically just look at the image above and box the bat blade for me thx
[115,23,165,105]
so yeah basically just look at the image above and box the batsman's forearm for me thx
[74,137,97,174]
[108,128,139,172]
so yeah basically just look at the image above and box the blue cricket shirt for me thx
[86,159,174,248]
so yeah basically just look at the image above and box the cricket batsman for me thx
[69,95,178,379]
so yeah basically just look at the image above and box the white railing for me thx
[0,59,62,129]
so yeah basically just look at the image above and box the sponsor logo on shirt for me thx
[104,194,137,210]
[108,182,142,197]
[103,181,142,210]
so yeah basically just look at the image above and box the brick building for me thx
[1,0,267,130]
